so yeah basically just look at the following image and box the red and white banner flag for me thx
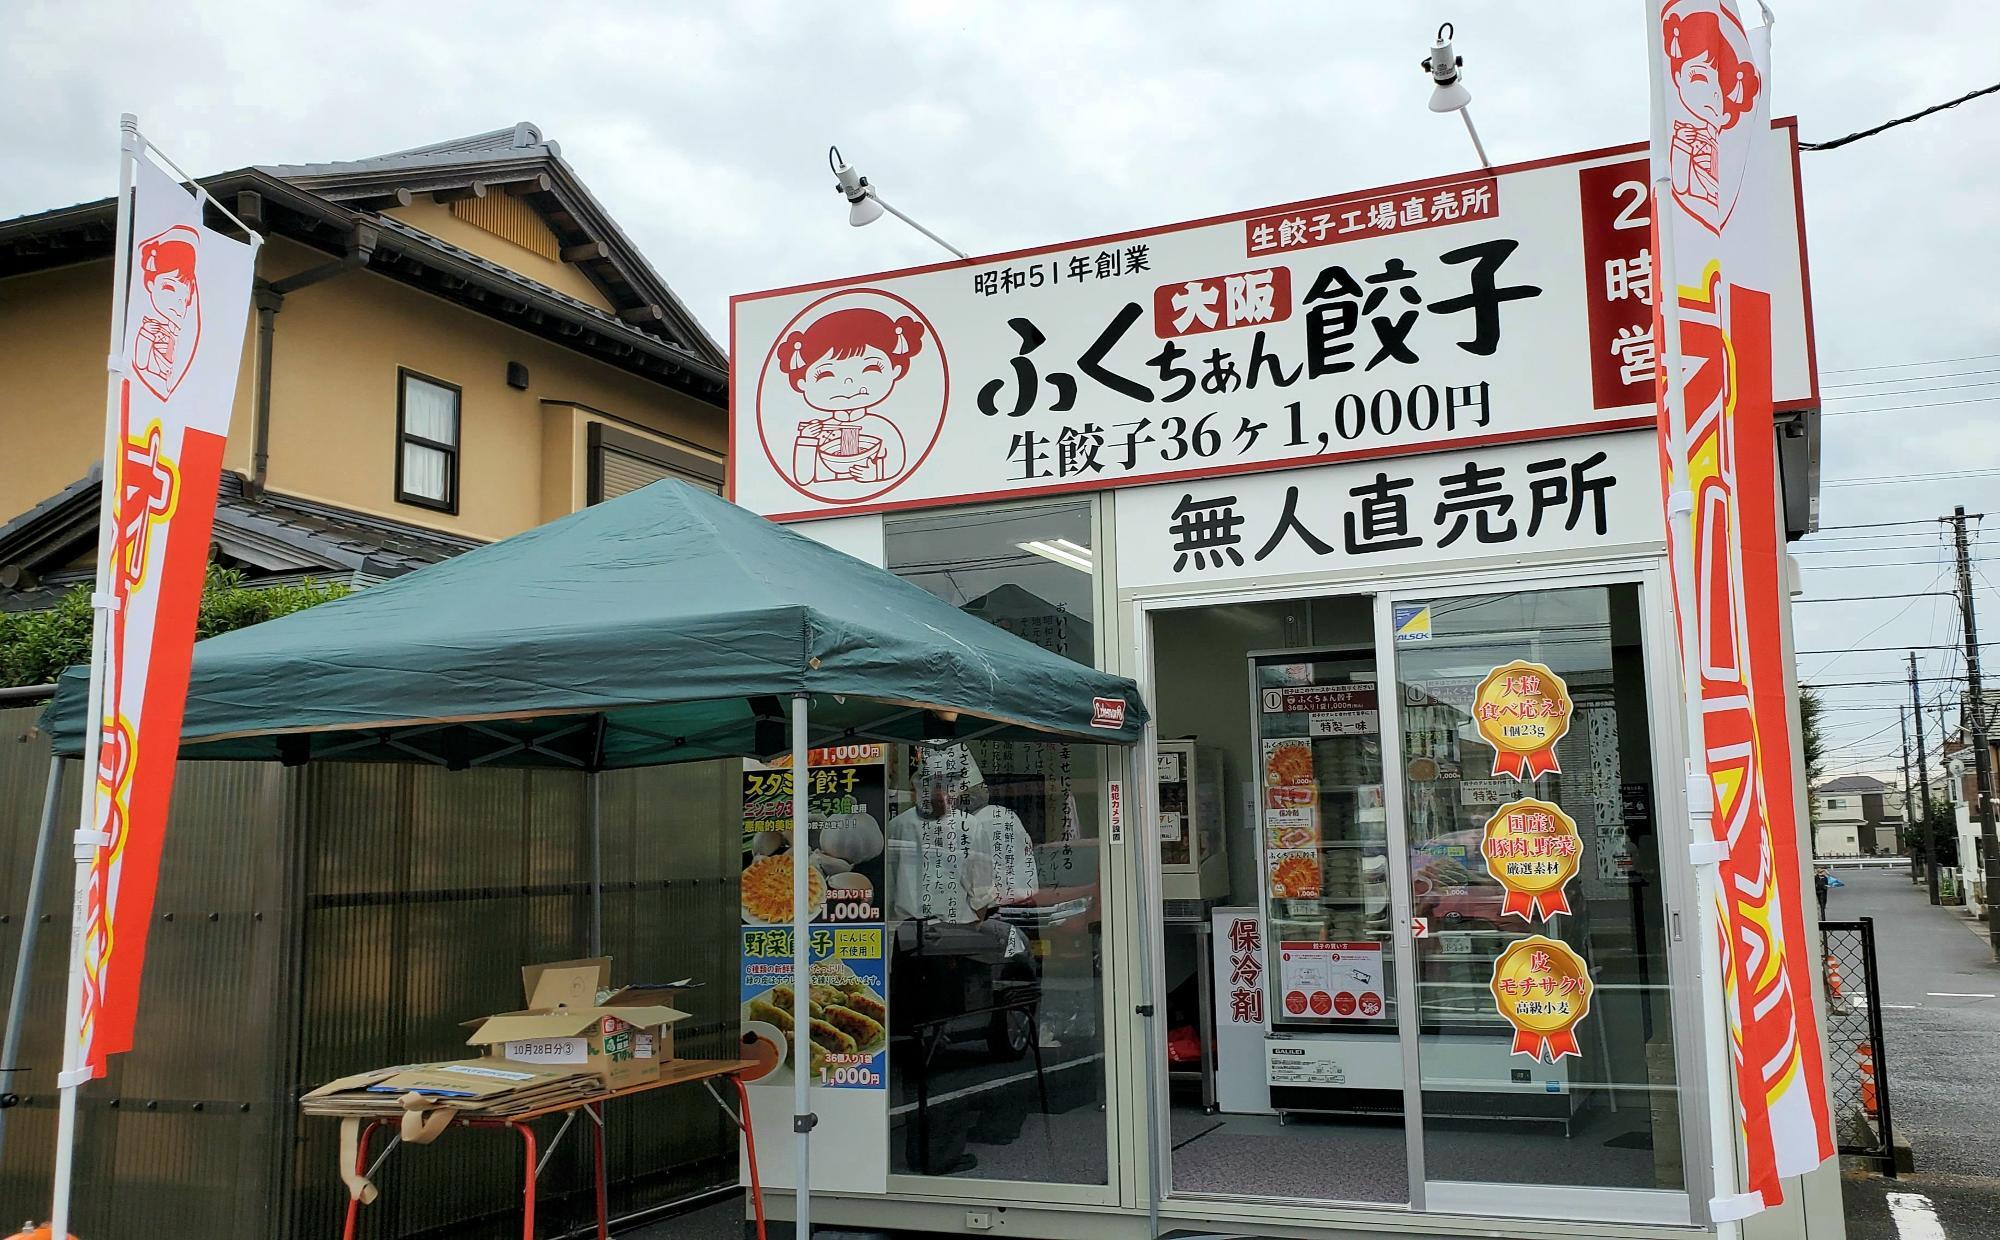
[77,150,257,1075]
[1650,0,1834,1208]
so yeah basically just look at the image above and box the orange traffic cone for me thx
[9,1224,78,1240]
[1825,953,1844,999]
[1858,1042,1879,1117]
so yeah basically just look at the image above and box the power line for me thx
[1802,555,2000,570]
[1797,592,1955,603]
[1824,470,2000,490]
[1823,379,2000,401]
[1814,519,1954,531]
[1821,353,2000,377]
[1822,396,2000,418]
[1798,643,2000,656]
[1802,79,2000,151]
[1822,367,2000,391]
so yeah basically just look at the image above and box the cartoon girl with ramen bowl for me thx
[779,307,925,489]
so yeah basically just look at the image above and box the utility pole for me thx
[1911,652,1939,905]
[1948,506,2000,955]
[1902,707,1916,880]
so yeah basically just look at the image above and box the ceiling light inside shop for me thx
[1017,538,1093,573]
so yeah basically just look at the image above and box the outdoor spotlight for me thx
[830,146,885,228]
[1423,23,1472,113]
[1421,23,1491,168]
[823,144,969,259]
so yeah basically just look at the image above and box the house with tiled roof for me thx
[0,123,726,614]
[1810,773,1905,857]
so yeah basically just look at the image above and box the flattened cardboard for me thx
[522,957,610,1009]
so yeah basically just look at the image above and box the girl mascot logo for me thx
[756,289,948,507]
[1662,3,1763,233]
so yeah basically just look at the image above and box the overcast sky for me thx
[6,1,1994,781]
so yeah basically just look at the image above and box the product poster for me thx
[1260,685,1379,736]
[1278,940,1385,1020]
[737,747,892,1192]
[1488,934,1593,1061]
[1267,849,1322,900]
[1211,908,1273,1114]
[740,925,888,1090]
[741,745,887,924]
[1480,797,1584,921]
[1472,660,1574,778]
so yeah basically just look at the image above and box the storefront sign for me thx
[1260,685,1380,736]
[1473,660,1574,778]
[1649,1,1833,1203]
[1278,941,1386,1020]
[1480,798,1583,920]
[729,134,1811,522]
[1488,935,1594,1061]
[1115,430,1662,589]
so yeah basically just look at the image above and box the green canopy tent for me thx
[30,479,1149,1236]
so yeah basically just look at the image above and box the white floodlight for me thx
[828,146,968,259]
[1422,23,1492,168]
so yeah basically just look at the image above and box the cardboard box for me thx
[463,957,690,1090]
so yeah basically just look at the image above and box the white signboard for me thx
[729,129,1812,521]
[1116,430,1662,589]
[1211,907,1273,1114]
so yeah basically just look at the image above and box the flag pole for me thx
[1645,16,1749,1234]
[49,111,142,1240]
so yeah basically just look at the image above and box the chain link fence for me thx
[1820,918,1896,1175]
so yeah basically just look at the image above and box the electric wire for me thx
[1801,79,2000,151]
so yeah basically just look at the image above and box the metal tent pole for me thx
[52,113,143,1240]
[589,771,604,957]
[789,694,814,1238]
[0,757,65,1166]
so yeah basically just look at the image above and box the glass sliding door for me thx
[1388,581,1690,1221]
[1150,597,1411,1206]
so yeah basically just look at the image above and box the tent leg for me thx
[0,756,64,1168]
[790,693,812,1239]
[588,771,604,958]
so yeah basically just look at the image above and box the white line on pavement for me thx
[1887,1191,1948,1240]
[1924,992,1995,999]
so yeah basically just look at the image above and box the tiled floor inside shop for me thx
[622,1091,1673,1238]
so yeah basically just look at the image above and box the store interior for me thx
[1151,586,1687,1206]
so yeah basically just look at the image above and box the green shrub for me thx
[0,565,348,688]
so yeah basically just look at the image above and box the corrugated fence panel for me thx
[0,705,288,1240]
[0,708,742,1239]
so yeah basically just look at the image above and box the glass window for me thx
[881,501,1109,1186]
[397,371,460,512]
[1395,583,1684,1192]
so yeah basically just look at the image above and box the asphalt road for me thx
[1834,865,2000,1240]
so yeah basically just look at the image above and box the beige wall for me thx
[0,258,257,517]
[0,238,723,545]
[385,200,615,312]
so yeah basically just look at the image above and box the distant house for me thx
[0,122,726,615]
[1811,774,1904,857]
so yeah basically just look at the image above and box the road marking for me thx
[1925,992,1995,999]
[1887,1190,1948,1240]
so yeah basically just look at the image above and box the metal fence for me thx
[1820,917,1896,1175]
[0,705,741,1238]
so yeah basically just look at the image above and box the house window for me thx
[1825,798,1845,809]
[397,370,461,513]
[586,423,723,504]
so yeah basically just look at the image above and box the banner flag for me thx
[1650,0,1834,1209]
[77,150,257,1075]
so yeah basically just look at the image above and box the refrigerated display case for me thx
[1248,648,1404,1119]
[1158,741,1228,904]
